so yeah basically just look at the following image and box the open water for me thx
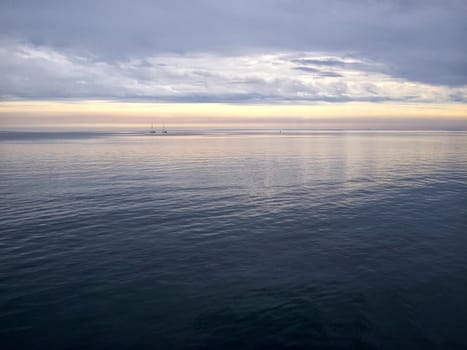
[1,130,466,349]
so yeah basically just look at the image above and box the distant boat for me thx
[162,124,168,134]
[149,124,156,134]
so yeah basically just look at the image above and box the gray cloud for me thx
[0,0,466,102]
[293,67,343,78]
[0,44,465,103]
[293,59,346,67]
[318,72,343,78]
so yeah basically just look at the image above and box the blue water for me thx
[1,131,466,349]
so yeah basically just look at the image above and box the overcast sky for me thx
[0,0,466,106]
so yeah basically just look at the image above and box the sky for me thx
[0,0,466,130]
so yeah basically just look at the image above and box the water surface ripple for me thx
[1,131,466,349]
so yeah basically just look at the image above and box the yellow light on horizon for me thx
[1,100,467,117]
[1,100,466,129]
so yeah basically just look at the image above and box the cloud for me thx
[293,67,343,78]
[293,67,320,73]
[0,42,466,104]
[0,0,465,88]
[292,59,346,67]
[318,72,343,78]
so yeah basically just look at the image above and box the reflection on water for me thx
[1,131,466,349]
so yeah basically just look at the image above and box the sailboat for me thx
[149,124,156,134]
[161,124,168,134]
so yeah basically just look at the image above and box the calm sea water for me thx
[1,131,466,349]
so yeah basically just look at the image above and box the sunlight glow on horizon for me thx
[1,100,466,130]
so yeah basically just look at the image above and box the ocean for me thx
[1,130,466,349]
